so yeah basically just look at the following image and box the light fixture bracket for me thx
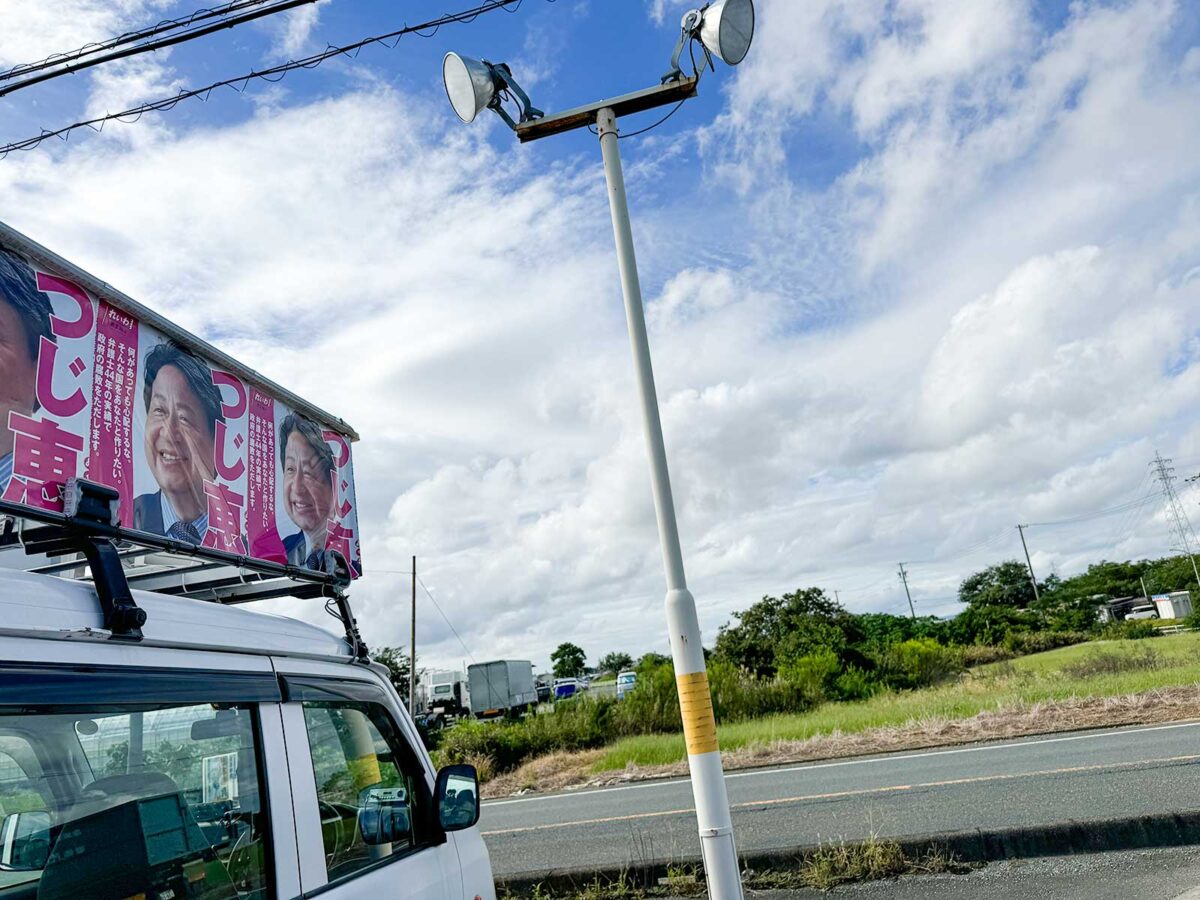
[487,61,544,130]
[661,7,707,84]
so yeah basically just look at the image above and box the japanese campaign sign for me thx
[0,240,362,578]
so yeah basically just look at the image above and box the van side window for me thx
[0,703,271,900]
[300,702,431,883]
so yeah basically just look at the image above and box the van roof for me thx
[0,567,351,659]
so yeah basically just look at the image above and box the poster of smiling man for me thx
[0,229,362,578]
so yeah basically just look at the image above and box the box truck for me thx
[468,660,536,718]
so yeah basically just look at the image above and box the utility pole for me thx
[410,555,417,717]
[834,590,840,605]
[1141,575,1150,600]
[1152,452,1200,590]
[1016,524,1041,603]
[898,563,916,619]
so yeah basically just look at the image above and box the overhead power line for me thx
[0,0,282,82]
[1022,492,1161,529]
[373,567,478,665]
[417,575,477,665]
[0,0,547,159]
[0,0,323,100]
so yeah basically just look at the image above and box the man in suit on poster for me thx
[0,250,54,494]
[133,340,224,542]
[278,412,337,571]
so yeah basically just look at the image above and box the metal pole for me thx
[898,562,915,619]
[595,106,743,900]
[410,555,417,717]
[1017,524,1041,603]
[1141,576,1149,600]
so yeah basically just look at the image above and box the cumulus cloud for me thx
[1,0,1199,672]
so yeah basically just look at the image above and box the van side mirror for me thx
[435,764,480,831]
[0,810,51,871]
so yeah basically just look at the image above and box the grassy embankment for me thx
[590,633,1200,773]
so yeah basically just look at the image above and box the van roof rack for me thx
[0,489,367,658]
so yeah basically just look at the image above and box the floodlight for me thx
[698,0,755,66]
[443,53,495,124]
[442,52,543,130]
[662,0,755,83]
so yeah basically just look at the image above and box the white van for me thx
[0,566,496,900]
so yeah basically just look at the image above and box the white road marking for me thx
[483,752,1200,835]
[483,719,1200,808]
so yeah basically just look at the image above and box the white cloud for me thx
[263,2,328,59]
[0,1,174,68]
[2,0,1200,673]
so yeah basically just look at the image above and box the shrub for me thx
[959,645,1013,667]
[832,667,878,701]
[1062,646,1169,678]
[1101,620,1160,640]
[1001,630,1090,655]
[874,639,963,690]
[612,661,680,734]
[777,650,841,703]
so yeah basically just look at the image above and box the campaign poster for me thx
[0,243,362,577]
[202,751,239,804]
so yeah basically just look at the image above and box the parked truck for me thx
[423,669,471,726]
[468,660,537,718]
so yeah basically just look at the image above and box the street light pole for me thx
[595,105,743,900]
[441,8,755,893]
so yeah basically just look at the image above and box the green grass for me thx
[591,633,1200,772]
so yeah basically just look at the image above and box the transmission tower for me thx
[1151,451,1200,589]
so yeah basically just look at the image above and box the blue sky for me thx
[3,0,1200,672]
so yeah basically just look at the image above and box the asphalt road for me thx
[751,846,1200,900]
[481,720,1200,877]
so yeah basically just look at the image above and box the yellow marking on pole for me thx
[481,752,1200,836]
[349,752,383,791]
[677,670,719,756]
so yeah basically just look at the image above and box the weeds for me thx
[1062,646,1171,678]
[800,835,909,889]
[497,840,970,898]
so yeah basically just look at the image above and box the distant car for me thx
[1126,604,1160,620]
[553,678,580,701]
[535,681,552,704]
[616,670,637,700]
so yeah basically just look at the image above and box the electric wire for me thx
[370,567,478,664]
[417,575,478,665]
[904,527,1014,566]
[0,0,548,158]
[0,0,282,82]
[586,30,700,139]
[0,0,324,100]
[1023,492,1163,529]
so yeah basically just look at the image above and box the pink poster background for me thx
[86,302,138,526]
[0,243,362,575]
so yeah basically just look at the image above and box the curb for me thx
[494,810,1200,895]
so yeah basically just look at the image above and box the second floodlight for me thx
[699,0,755,65]
[663,0,755,82]
[442,52,543,130]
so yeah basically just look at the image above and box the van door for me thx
[276,669,459,899]
[0,653,299,900]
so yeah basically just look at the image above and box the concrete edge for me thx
[494,810,1200,894]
